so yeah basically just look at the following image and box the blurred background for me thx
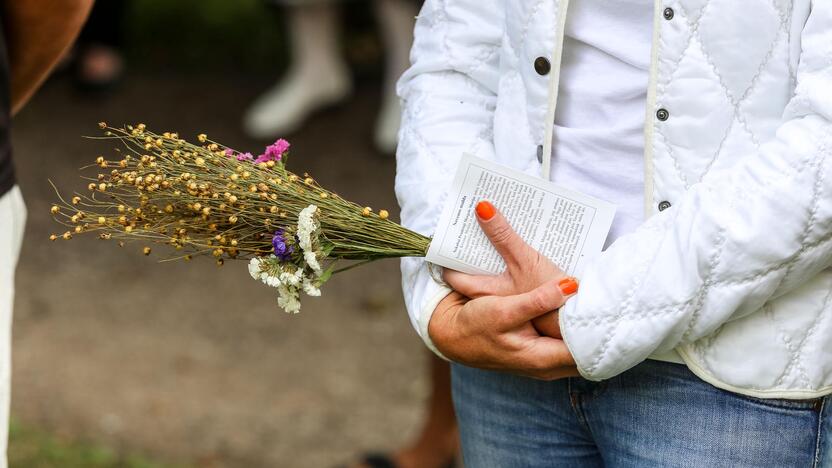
[9,0,452,466]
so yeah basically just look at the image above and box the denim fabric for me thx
[452,360,830,467]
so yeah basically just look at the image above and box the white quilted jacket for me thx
[395,0,832,399]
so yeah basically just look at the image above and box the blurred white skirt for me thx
[0,186,25,468]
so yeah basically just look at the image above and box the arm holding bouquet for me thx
[395,0,505,357]
[395,0,580,376]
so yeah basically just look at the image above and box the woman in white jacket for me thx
[396,0,832,465]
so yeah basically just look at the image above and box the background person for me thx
[0,1,93,466]
[243,0,419,154]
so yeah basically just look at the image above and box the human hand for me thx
[443,201,578,337]
[428,286,578,380]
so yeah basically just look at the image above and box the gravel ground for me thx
[10,73,429,467]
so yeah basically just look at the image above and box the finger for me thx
[475,200,534,271]
[536,367,581,381]
[514,336,577,379]
[532,310,561,339]
[531,278,578,336]
[529,365,581,381]
[499,279,567,327]
[444,269,512,298]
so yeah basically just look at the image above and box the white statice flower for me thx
[264,275,281,287]
[296,204,324,275]
[277,284,301,314]
[249,255,284,288]
[248,257,264,280]
[279,267,303,287]
[302,277,321,297]
[246,243,324,314]
[304,251,322,274]
[297,204,319,252]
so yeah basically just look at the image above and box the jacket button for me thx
[663,7,674,20]
[536,145,544,163]
[658,201,672,211]
[656,108,669,121]
[534,57,551,76]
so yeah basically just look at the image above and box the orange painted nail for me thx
[476,200,496,220]
[558,278,579,295]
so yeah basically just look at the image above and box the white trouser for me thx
[0,186,25,468]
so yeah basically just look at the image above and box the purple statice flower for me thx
[236,152,254,162]
[224,148,234,158]
[256,138,291,163]
[272,229,294,261]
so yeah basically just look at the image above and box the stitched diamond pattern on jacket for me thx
[585,0,791,375]
[662,0,801,383]
[663,0,789,187]
[586,0,832,387]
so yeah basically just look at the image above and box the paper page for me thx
[426,154,616,276]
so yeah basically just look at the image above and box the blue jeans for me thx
[452,360,831,467]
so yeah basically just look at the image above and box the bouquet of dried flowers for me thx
[50,123,430,313]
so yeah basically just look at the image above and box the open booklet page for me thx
[426,154,616,276]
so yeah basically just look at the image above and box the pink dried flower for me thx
[257,139,291,163]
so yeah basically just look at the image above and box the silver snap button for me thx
[658,201,672,211]
[663,7,674,20]
[656,108,670,121]
[536,145,544,163]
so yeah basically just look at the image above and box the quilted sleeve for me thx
[560,3,832,381]
[395,0,502,354]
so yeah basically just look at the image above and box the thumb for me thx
[475,200,534,271]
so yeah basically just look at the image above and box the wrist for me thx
[415,284,455,361]
[428,291,464,336]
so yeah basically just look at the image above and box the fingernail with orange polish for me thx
[475,200,496,220]
[558,278,579,295]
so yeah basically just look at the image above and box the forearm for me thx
[2,0,93,115]
[561,115,832,381]
[397,71,496,352]
[396,0,503,351]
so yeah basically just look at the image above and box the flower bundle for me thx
[50,124,430,313]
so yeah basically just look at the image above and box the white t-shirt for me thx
[551,1,683,363]
[550,0,653,246]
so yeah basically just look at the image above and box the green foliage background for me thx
[9,420,181,468]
